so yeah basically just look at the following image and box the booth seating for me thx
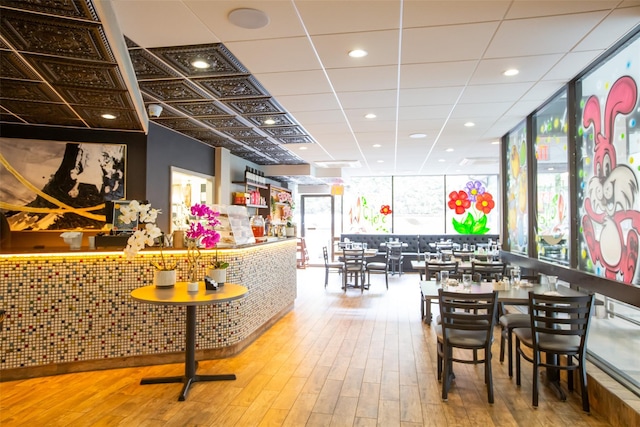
[340,234,500,273]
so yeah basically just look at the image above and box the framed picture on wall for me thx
[0,138,126,231]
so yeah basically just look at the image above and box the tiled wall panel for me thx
[0,240,297,370]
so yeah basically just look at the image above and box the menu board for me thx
[211,204,255,246]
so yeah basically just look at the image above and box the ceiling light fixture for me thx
[348,49,368,58]
[438,159,445,162]
[228,8,270,29]
[101,113,116,120]
[491,140,500,145]
[263,118,276,125]
[364,113,376,119]
[446,148,454,152]
[503,68,519,76]
[373,144,381,148]
[299,146,308,150]
[409,133,427,139]
[377,160,384,163]
[191,59,210,69]
[464,122,475,127]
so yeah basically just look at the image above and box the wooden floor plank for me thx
[0,268,613,426]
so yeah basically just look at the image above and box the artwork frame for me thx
[0,138,127,231]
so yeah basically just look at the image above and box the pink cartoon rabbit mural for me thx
[581,76,640,284]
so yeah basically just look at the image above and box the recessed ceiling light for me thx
[377,160,384,163]
[101,113,116,120]
[491,140,500,145]
[263,118,276,125]
[348,49,368,58]
[464,122,475,127]
[191,59,210,69]
[503,68,519,77]
[299,146,308,150]
[373,144,381,148]
[228,8,270,29]
[364,113,376,119]
[446,148,454,152]
[438,159,445,162]
[547,167,554,171]
[409,133,427,139]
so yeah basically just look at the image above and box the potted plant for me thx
[278,191,296,237]
[185,203,222,291]
[207,250,229,286]
[120,200,177,288]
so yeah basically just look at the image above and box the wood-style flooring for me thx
[0,267,611,426]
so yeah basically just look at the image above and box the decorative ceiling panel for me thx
[0,79,60,102]
[1,0,98,20]
[249,114,295,127]
[195,76,267,99]
[148,44,248,77]
[226,98,285,116]
[151,117,205,131]
[276,135,315,144]
[137,80,209,102]
[128,48,182,81]
[1,99,84,126]
[0,10,113,62]
[55,87,132,108]
[262,126,307,137]
[31,57,126,89]
[0,51,39,80]
[199,116,246,129]
[218,127,262,139]
[76,107,141,130]
[170,101,228,117]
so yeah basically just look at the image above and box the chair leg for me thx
[442,347,451,401]
[532,351,539,407]
[437,343,443,381]
[567,356,574,391]
[385,271,388,289]
[324,268,329,287]
[499,330,505,363]
[515,338,522,386]
[486,347,494,404]
[579,360,590,412]
[507,330,514,377]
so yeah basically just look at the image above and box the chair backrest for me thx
[452,250,473,261]
[528,292,594,356]
[343,248,365,271]
[438,289,498,344]
[471,261,506,280]
[426,261,458,280]
[323,246,330,266]
[388,243,403,260]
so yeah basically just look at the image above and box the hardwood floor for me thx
[0,268,612,426]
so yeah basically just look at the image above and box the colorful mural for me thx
[506,123,528,255]
[577,36,640,285]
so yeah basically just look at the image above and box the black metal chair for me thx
[471,260,506,281]
[323,246,343,288]
[342,248,366,292]
[436,289,499,403]
[499,312,530,377]
[513,292,595,412]
[425,261,459,281]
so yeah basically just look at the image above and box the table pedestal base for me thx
[140,373,236,401]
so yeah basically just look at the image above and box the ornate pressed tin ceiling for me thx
[0,0,313,168]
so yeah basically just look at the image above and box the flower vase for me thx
[285,226,295,237]
[207,268,227,286]
[154,269,176,288]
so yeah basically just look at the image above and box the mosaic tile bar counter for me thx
[0,239,297,379]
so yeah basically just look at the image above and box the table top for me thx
[131,282,248,306]
[411,259,503,270]
[419,280,585,304]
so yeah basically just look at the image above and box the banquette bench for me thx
[339,234,500,273]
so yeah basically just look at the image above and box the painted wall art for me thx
[0,138,126,230]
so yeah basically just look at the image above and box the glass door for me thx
[301,195,337,266]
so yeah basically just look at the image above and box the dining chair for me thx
[513,292,595,412]
[452,250,473,261]
[425,261,459,281]
[342,248,366,291]
[436,289,499,403]
[323,246,343,288]
[387,243,404,276]
[471,260,506,281]
[499,312,530,377]
[364,245,390,290]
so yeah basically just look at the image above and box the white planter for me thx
[207,268,227,285]
[285,226,295,237]
[153,269,176,288]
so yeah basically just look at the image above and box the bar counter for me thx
[0,238,297,381]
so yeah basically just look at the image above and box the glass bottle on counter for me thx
[250,214,265,238]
